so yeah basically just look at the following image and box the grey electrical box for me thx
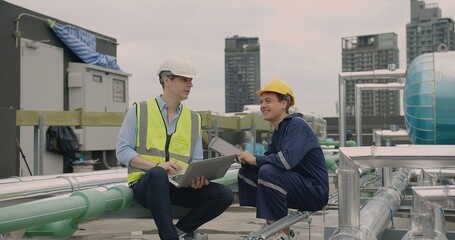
[68,62,131,151]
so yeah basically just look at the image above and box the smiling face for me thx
[163,75,193,102]
[259,92,288,128]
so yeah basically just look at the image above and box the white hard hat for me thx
[157,55,197,79]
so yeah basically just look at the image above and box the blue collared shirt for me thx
[116,95,203,166]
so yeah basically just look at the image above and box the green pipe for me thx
[325,157,339,173]
[320,140,357,148]
[212,169,238,186]
[1,170,237,238]
[0,185,132,237]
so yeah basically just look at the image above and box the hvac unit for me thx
[68,62,131,151]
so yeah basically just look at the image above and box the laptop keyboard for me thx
[170,174,184,184]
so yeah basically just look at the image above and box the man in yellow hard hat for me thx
[116,55,233,240]
[237,79,329,240]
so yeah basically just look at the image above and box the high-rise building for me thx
[406,0,455,66]
[224,35,260,113]
[341,33,401,117]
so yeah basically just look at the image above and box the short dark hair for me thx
[158,70,175,89]
[273,92,291,114]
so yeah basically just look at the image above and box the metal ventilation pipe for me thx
[0,171,127,205]
[402,171,451,240]
[329,145,455,240]
[357,169,412,240]
[0,169,126,185]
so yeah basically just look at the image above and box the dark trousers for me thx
[238,164,326,221]
[131,167,233,240]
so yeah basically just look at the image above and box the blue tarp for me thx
[47,20,121,71]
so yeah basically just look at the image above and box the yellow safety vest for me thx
[128,99,201,184]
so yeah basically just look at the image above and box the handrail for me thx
[16,110,125,127]
[16,110,273,132]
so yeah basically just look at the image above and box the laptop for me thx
[208,136,243,155]
[168,154,237,188]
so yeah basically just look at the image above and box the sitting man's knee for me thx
[258,164,279,178]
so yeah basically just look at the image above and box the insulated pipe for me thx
[402,186,455,240]
[0,168,239,237]
[338,69,406,148]
[0,167,240,205]
[329,145,455,240]
[374,130,409,147]
[338,74,347,148]
[0,185,133,236]
[354,83,405,147]
[417,169,437,186]
[0,171,127,204]
[411,185,455,214]
[427,169,455,179]
[0,169,126,185]
[415,169,445,237]
[339,145,455,169]
[358,169,412,240]
[334,149,361,236]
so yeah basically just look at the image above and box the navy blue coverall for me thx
[238,113,329,221]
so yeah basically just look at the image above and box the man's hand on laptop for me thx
[238,151,257,165]
[190,176,209,189]
[158,162,183,173]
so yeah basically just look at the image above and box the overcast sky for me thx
[8,0,455,117]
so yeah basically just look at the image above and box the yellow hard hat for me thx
[256,79,295,106]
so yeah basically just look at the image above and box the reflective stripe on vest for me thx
[127,99,200,183]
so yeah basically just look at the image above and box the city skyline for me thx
[7,0,455,117]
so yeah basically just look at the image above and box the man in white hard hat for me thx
[237,79,329,240]
[116,55,233,240]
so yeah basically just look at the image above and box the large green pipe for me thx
[0,169,240,238]
[0,185,132,237]
[212,168,238,186]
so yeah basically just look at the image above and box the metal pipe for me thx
[0,185,133,237]
[337,151,360,230]
[382,168,393,187]
[38,115,44,175]
[402,185,454,240]
[355,85,362,146]
[0,172,127,204]
[340,145,455,169]
[374,130,409,146]
[358,169,412,239]
[0,169,126,185]
[101,150,111,169]
[338,74,347,147]
[417,169,437,186]
[416,170,445,237]
[338,69,406,149]
[374,134,393,187]
[0,167,240,205]
[354,83,405,147]
[329,145,455,240]
[33,123,39,176]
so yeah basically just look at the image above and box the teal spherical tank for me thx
[404,51,455,144]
